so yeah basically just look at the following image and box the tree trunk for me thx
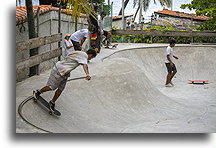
[134,5,140,21]
[25,0,39,76]
[139,0,143,23]
[118,0,130,15]
[26,0,36,40]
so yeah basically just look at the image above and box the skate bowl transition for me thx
[16,45,216,133]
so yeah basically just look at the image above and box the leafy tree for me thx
[133,0,171,23]
[180,0,216,31]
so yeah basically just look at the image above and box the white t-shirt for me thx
[98,15,104,35]
[55,51,88,76]
[64,39,74,56]
[70,29,89,42]
[165,46,174,63]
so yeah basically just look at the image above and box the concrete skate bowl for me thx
[18,45,215,133]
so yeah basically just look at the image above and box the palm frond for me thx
[143,0,150,12]
[133,0,171,11]
[158,0,171,8]
[133,0,138,8]
[62,0,96,21]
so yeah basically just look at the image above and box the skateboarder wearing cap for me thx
[33,49,97,112]
[64,33,74,56]
[165,39,178,87]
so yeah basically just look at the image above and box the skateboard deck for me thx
[104,44,118,49]
[188,80,208,84]
[33,91,61,116]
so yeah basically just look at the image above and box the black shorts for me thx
[103,30,108,37]
[71,40,81,51]
[165,63,177,73]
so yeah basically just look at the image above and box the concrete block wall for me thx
[16,11,88,82]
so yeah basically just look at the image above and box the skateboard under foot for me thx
[33,91,61,116]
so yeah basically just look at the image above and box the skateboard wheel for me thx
[49,111,53,115]
[33,98,37,103]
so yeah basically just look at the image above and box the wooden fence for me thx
[112,29,216,37]
[16,33,62,82]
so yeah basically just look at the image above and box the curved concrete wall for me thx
[17,45,216,133]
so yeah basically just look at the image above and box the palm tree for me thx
[133,0,171,10]
[119,0,130,15]
[133,0,171,23]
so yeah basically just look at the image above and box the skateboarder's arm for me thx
[66,45,73,49]
[64,40,73,49]
[173,55,178,59]
[82,64,91,80]
[80,37,87,46]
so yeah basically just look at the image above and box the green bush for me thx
[112,25,216,44]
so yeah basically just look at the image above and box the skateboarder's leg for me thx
[102,31,111,46]
[71,40,82,51]
[165,72,172,85]
[103,30,111,40]
[40,86,52,93]
[34,86,52,97]
[50,77,67,103]
[165,63,172,85]
[107,31,112,40]
[170,69,177,81]
[169,64,177,84]
[51,88,62,103]
[49,79,66,111]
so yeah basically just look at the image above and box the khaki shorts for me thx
[46,68,69,91]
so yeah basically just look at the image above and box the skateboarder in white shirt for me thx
[70,29,89,51]
[98,11,112,46]
[33,49,97,112]
[165,39,178,87]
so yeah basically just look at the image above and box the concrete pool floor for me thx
[16,43,216,133]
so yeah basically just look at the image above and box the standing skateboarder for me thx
[33,49,97,112]
[165,39,178,87]
[98,11,112,46]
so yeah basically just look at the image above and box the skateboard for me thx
[104,44,118,49]
[33,91,61,116]
[188,80,208,84]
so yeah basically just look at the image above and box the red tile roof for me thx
[16,5,87,24]
[154,9,209,21]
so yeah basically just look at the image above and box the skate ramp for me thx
[17,45,216,133]
[109,46,215,83]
